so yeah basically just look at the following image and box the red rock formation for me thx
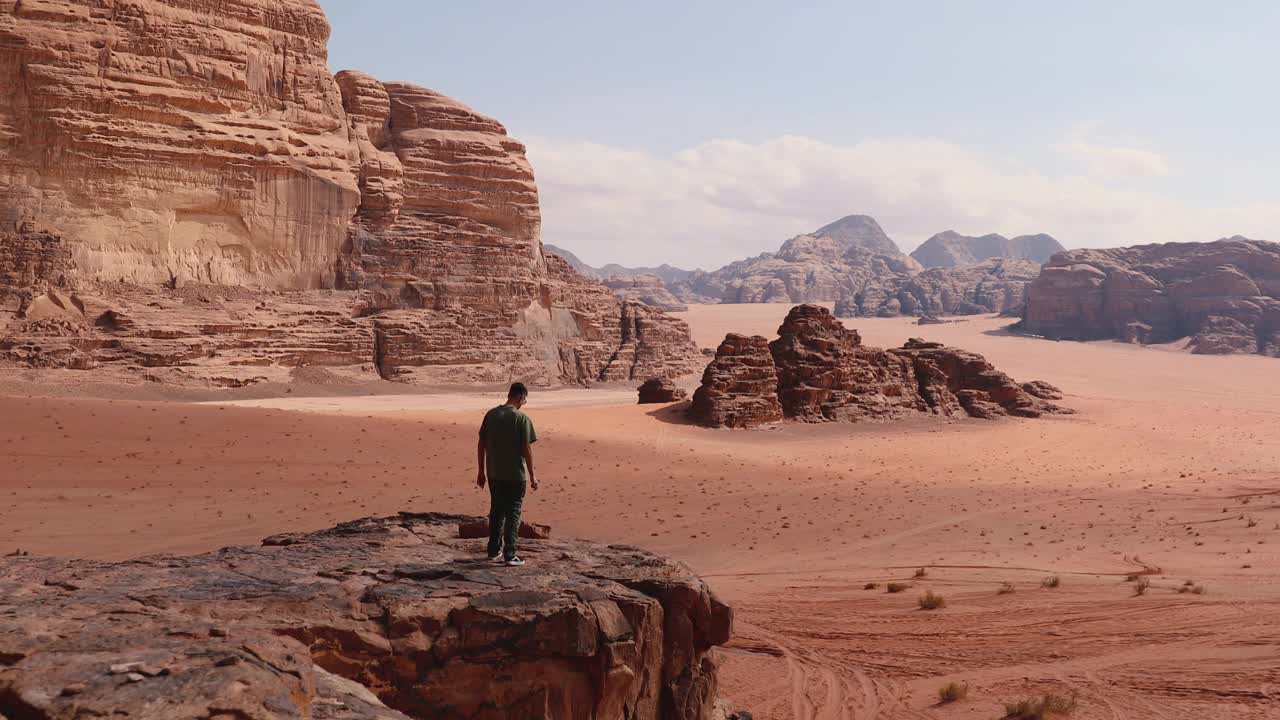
[1020,238,1280,357]
[0,512,733,720]
[0,4,704,386]
[768,304,929,421]
[638,377,688,404]
[688,334,784,428]
[0,0,359,288]
[689,305,1068,426]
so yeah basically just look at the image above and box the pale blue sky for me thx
[319,1,1279,267]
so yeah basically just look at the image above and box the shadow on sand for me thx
[644,400,698,426]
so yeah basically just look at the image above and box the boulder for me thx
[638,377,689,404]
[457,518,552,540]
[0,512,732,720]
[688,334,784,428]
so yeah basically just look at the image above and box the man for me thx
[477,382,539,565]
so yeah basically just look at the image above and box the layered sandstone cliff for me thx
[0,512,733,720]
[0,1,702,385]
[691,305,1067,427]
[0,0,357,288]
[1019,238,1280,356]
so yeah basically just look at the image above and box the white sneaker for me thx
[505,556,525,567]
[486,554,501,562]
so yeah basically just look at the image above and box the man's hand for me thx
[529,474,539,492]
[476,470,486,489]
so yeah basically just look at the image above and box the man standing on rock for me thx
[477,382,539,566]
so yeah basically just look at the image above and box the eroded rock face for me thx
[1019,238,1280,357]
[0,0,359,288]
[769,304,929,421]
[690,305,1068,426]
[0,3,704,386]
[688,334,783,428]
[638,377,688,404]
[0,512,732,720]
[604,274,689,313]
[836,258,1041,318]
[910,231,1063,269]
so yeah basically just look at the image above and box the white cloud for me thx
[1057,123,1170,178]
[526,133,1279,269]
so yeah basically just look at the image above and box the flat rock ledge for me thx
[0,512,733,720]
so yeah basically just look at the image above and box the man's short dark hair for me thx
[508,382,528,399]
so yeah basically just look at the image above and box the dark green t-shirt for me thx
[480,405,537,484]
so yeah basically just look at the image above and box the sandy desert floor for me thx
[2,306,1278,719]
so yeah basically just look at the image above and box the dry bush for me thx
[864,582,879,590]
[918,590,946,610]
[1041,575,1061,589]
[937,681,968,704]
[886,582,909,593]
[998,582,1016,595]
[1002,693,1077,719]
[1133,578,1150,596]
[913,567,928,578]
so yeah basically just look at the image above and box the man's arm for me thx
[523,415,538,491]
[522,443,537,491]
[476,425,487,489]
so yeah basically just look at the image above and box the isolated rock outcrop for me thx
[690,305,1067,426]
[836,258,1041,318]
[638,377,689,404]
[688,334,784,428]
[910,231,1063,269]
[0,3,703,386]
[1019,237,1280,357]
[0,512,733,720]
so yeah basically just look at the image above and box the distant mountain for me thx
[543,244,698,286]
[677,215,922,304]
[910,231,1064,269]
[808,214,904,256]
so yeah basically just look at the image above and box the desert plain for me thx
[2,305,1277,719]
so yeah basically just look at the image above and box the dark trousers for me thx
[487,478,526,559]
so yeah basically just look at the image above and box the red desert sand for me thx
[2,307,1277,719]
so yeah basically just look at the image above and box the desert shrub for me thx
[886,582,909,593]
[1002,693,1077,719]
[1041,576,1061,588]
[913,567,928,578]
[918,590,946,610]
[998,582,1016,595]
[1133,578,1150,596]
[937,681,968,704]
[864,582,879,590]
